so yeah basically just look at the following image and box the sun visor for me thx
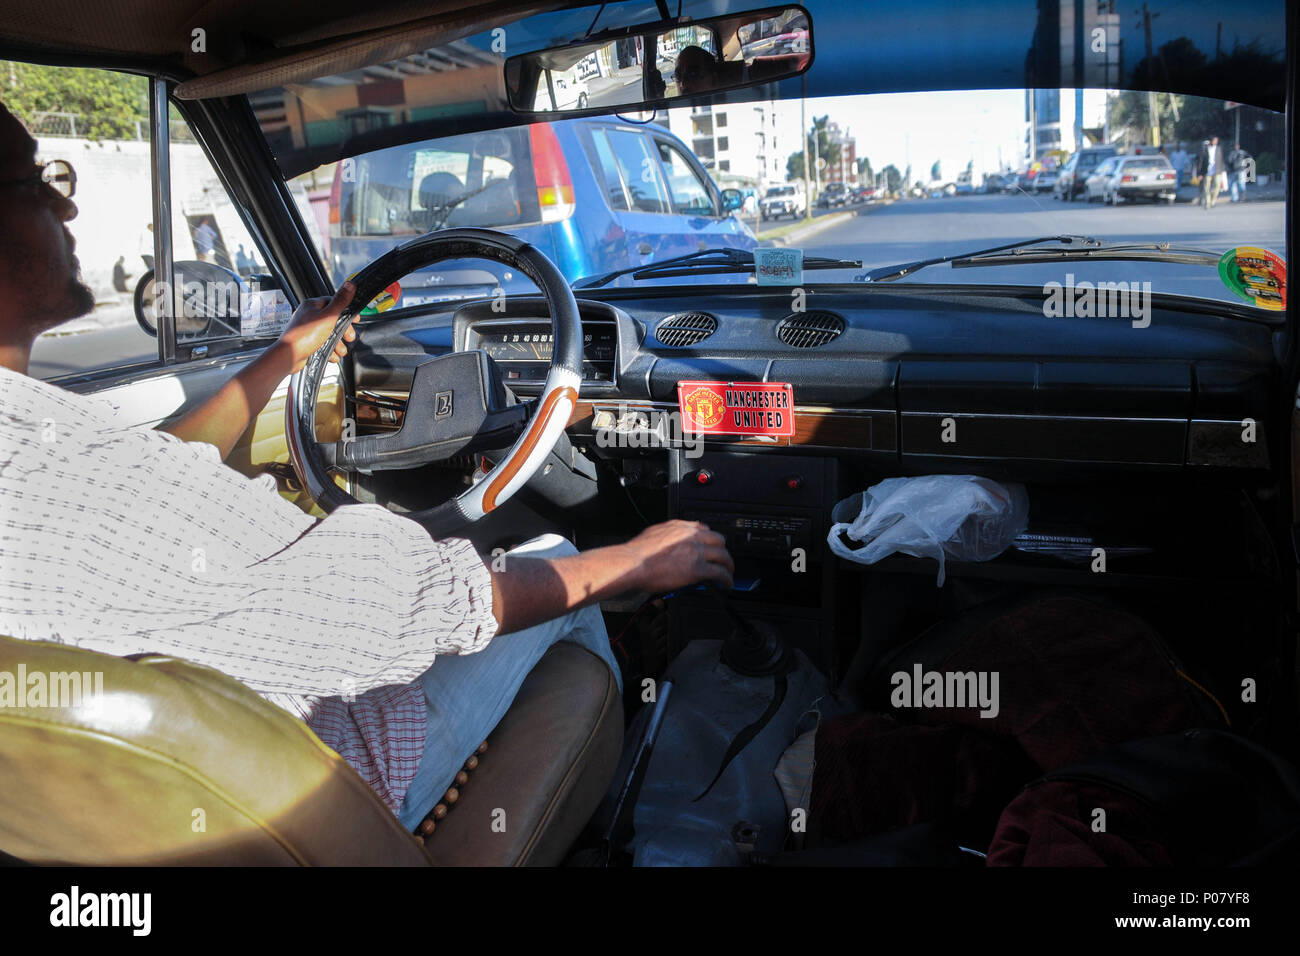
[174,2,556,100]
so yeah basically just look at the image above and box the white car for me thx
[533,70,589,111]
[1084,155,1178,204]
[759,183,806,220]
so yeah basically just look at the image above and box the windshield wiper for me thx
[855,235,1233,283]
[949,241,1224,270]
[575,247,862,290]
[855,235,1105,282]
[424,179,501,231]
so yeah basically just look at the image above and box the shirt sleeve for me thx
[106,504,499,701]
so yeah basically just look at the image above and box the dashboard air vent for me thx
[656,311,718,347]
[776,310,845,348]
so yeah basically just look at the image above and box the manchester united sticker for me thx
[677,381,796,437]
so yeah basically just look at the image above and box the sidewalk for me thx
[1174,176,1285,204]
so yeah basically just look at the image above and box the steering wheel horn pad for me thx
[286,228,583,536]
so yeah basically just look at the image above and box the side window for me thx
[154,104,285,346]
[601,129,669,213]
[589,129,630,211]
[9,63,164,381]
[655,140,715,216]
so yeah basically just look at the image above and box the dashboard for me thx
[347,283,1279,474]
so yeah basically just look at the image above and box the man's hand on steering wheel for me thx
[278,281,359,372]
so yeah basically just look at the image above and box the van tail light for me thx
[1121,175,1137,182]
[529,122,575,222]
[328,163,343,237]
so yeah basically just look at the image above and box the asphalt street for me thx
[31,191,1284,381]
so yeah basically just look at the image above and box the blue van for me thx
[328,116,757,306]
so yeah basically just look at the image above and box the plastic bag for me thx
[827,475,1029,586]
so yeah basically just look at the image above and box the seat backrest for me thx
[0,636,431,865]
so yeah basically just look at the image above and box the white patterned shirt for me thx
[0,365,498,815]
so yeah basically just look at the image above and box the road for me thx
[796,191,1285,301]
[31,191,1284,380]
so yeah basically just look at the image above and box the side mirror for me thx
[133,260,246,340]
[720,188,745,212]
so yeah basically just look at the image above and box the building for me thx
[823,120,857,185]
[664,99,791,190]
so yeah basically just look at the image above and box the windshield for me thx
[261,18,1285,314]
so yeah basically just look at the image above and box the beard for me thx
[22,273,96,339]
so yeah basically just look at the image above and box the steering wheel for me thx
[286,228,583,537]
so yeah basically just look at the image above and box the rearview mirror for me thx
[504,5,811,115]
[720,188,745,212]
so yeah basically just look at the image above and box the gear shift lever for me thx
[706,583,790,677]
[692,585,795,802]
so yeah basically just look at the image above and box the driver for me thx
[0,102,734,829]
[674,45,721,96]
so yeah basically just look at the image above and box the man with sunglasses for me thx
[0,101,733,830]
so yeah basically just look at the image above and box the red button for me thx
[696,469,713,485]
[784,475,802,490]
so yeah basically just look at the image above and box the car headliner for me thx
[0,0,1286,178]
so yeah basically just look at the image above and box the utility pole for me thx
[800,82,810,220]
[1142,3,1160,146]
[811,118,820,208]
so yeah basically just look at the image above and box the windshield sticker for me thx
[677,381,795,437]
[240,288,293,338]
[347,273,403,315]
[754,248,803,286]
[1218,247,1286,311]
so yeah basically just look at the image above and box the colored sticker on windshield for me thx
[754,248,803,286]
[1218,247,1285,312]
[347,273,403,314]
[677,381,795,437]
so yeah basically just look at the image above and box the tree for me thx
[880,163,902,194]
[857,156,873,184]
[786,151,805,181]
[3,60,148,141]
[806,114,840,183]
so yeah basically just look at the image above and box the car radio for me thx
[681,509,814,558]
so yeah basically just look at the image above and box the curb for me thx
[762,201,891,246]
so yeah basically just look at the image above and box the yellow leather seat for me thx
[0,635,621,865]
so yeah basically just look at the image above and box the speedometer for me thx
[469,322,617,383]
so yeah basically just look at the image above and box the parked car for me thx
[759,182,807,219]
[818,181,850,207]
[533,68,589,110]
[330,117,755,303]
[1032,168,1058,193]
[1083,154,1178,204]
[1053,146,1119,200]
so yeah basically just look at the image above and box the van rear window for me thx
[342,128,540,237]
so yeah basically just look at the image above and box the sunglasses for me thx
[0,159,76,199]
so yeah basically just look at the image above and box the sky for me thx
[762,88,1109,183]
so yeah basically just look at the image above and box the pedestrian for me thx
[137,222,154,271]
[1196,136,1226,209]
[1227,141,1252,202]
[1169,142,1189,188]
[194,218,218,263]
[111,255,131,293]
